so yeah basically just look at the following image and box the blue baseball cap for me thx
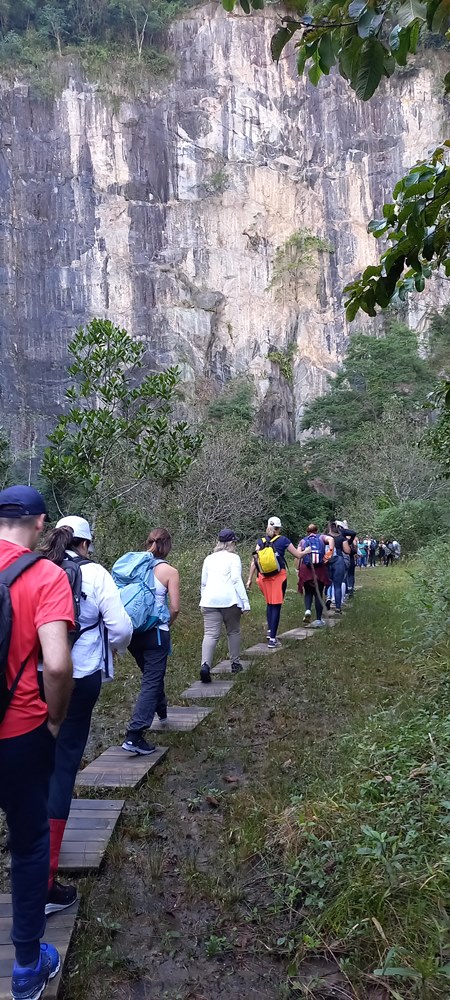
[0,485,48,518]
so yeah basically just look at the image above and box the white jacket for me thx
[200,551,250,611]
[68,555,133,680]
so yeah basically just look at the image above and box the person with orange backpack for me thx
[247,517,305,648]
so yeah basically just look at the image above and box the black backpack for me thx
[61,554,101,648]
[0,552,44,724]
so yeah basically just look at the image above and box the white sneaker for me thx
[303,610,312,625]
[310,619,326,628]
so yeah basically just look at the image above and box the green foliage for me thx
[208,377,256,431]
[373,498,450,551]
[41,318,202,520]
[403,539,450,659]
[269,229,333,296]
[222,0,449,101]
[273,688,450,997]
[302,324,433,441]
[267,344,297,387]
[0,428,12,488]
[0,0,191,68]
[345,145,450,319]
[203,167,229,195]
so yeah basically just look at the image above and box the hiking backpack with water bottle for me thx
[112,551,171,632]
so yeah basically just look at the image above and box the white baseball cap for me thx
[56,515,92,541]
[268,516,282,528]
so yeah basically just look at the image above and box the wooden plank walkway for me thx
[150,706,212,732]
[280,628,315,640]
[0,896,79,999]
[76,746,169,790]
[211,660,250,674]
[181,680,234,699]
[59,799,124,873]
[244,642,280,655]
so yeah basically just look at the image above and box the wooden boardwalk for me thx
[59,799,124,873]
[181,680,234,699]
[0,896,79,999]
[280,628,315,640]
[76,746,169,790]
[150,706,212,732]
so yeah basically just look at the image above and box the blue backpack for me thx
[301,533,325,567]
[112,552,171,633]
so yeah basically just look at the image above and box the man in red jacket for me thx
[0,485,74,1000]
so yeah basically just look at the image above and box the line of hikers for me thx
[356,537,401,567]
[0,483,395,1000]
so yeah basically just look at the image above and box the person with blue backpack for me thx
[297,524,333,628]
[113,527,180,756]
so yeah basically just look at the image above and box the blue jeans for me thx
[327,556,346,610]
[39,671,102,821]
[0,723,55,965]
[347,563,355,593]
[128,629,170,732]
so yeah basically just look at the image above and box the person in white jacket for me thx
[38,516,132,915]
[199,528,250,684]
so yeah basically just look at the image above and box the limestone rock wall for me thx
[0,8,448,459]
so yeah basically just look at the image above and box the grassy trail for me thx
[57,563,427,1000]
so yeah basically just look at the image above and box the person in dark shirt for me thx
[247,516,304,647]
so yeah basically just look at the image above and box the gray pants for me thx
[201,606,242,666]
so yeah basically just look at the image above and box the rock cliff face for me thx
[0,7,448,458]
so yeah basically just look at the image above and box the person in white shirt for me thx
[199,528,250,684]
[38,516,132,915]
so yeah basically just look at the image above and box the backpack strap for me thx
[0,552,44,588]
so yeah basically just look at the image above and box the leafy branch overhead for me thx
[222,0,450,100]
[344,144,450,319]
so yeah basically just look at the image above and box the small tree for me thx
[39,3,68,57]
[41,319,202,520]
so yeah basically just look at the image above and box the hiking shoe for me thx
[231,661,243,674]
[310,619,326,628]
[122,733,156,755]
[267,638,281,648]
[325,598,332,610]
[157,709,168,722]
[200,663,212,684]
[45,880,77,915]
[303,610,311,626]
[12,943,60,1000]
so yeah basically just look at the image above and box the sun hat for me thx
[0,485,48,518]
[56,515,92,542]
[218,528,237,542]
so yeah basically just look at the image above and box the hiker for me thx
[199,528,250,684]
[114,528,180,756]
[392,539,401,560]
[247,516,305,648]
[297,524,333,628]
[385,540,395,566]
[337,520,357,595]
[324,520,347,614]
[378,540,386,565]
[357,539,367,568]
[368,538,377,567]
[38,516,133,914]
[0,486,74,1000]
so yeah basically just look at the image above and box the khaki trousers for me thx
[201,605,242,666]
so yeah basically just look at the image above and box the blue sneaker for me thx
[11,943,61,1000]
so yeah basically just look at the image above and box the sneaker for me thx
[157,709,168,722]
[325,598,332,611]
[231,660,243,674]
[267,638,281,648]
[12,943,61,1000]
[303,610,312,626]
[310,619,326,628]
[266,630,271,640]
[122,732,156,755]
[45,880,77,916]
[200,663,212,684]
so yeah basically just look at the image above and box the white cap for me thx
[336,519,348,529]
[56,515,92,541]
[268,516,282,528]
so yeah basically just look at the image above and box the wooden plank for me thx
[149,706,212,732]
[244,642,281,655]
[58,799,124,873]
[76,746,169,790]
[180,680,234,699]
[0,896,78,999]
[211,660,251,674]
[280,628,315,640]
